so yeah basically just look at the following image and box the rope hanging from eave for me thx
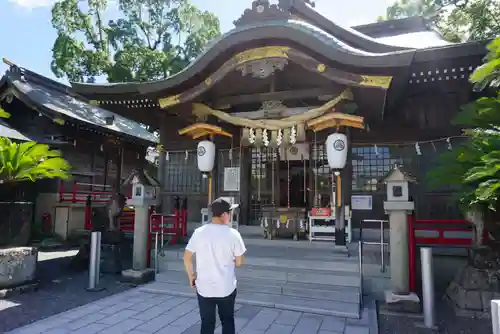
[191,89,353,130]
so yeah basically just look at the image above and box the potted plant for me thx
[0,135,71,290]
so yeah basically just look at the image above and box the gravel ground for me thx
[0,249,133,333]
[378,297,492,333]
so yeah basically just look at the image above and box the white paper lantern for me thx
[197,140,215,173]
[326,133,348,169]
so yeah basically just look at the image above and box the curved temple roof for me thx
[70,0,487,97]
[1,66,158,144]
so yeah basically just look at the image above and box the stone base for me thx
[414,322,439,333]
[121,268,155,285]
[0,280,39,298]
[332,245,349,253]
[385,291,421,313]
[446,264,500,318]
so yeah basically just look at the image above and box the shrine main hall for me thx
[66,0,487,231]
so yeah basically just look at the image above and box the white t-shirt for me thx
[185,224,246,298]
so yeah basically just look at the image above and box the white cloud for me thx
[8,0,56,9]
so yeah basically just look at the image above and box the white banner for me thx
[223,167,240,191]
[351,195,372,210]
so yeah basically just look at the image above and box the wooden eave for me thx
[307,112,365,132]
[178,123,233,139]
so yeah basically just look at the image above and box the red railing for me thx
[59,182,114,203]
[82,194,188,267]
[150,213,183,244]
[407,216,488,292]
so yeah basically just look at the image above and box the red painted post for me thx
[147,211,152,267]
[408,214,417,292]
[84,195,92,230]
[59,182,64,202]
[72,183,77,203]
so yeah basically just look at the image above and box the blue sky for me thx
[0,0,392,83]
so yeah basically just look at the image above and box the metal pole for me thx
[86,231,103,291]
[358,240,363,309]
[380,220,385,272]
[95,232,101,286]
[154,232,159,274]
[87,232,98,290]
[491,300,500,334]
[420,247,436,329]
[160,216,165,256]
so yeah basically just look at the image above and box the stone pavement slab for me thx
[6,288,376,334]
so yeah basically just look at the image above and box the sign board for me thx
[351,195,372,210]
[224,167,240,192]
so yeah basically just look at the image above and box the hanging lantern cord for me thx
[314,132,318,207]
[272,148,275,205]
[303,154,306,204]
[287,155,290,209]
[258,148,261,202]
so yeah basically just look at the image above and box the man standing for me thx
[184,197,246,334]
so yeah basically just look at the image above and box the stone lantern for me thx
[382,165,420,311]
[121,169,159,284]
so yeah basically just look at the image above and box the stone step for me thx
[140,281,360,319]
[155,270,360,303]
[157,252,359,273]
[160,246,354,263]
[159,262,360,287]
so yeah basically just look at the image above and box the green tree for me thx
[0,137,71,183]
[428,37,500,243]
[379,0,500,42]
[50,0,220,83]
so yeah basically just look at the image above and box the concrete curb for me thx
[140,287,360,319]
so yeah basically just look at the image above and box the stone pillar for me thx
[384,201,420,311]
[132,205,149,270]
[388,209,410,293]
[122,203,155,284]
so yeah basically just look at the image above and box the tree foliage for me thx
[379,0,500,42]
[0,137,71,183]
[0,107,10,119]
[50,0,220,83]
[428,37,500,213]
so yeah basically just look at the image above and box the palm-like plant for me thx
[0,137,71,183]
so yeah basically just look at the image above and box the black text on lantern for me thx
[198,147,206,156]
[333,139,345,151]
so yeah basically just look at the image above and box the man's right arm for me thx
[233,231,247,267]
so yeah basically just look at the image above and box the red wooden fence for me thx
[407,216,488,292]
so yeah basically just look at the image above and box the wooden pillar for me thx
[344,129,353,231]
[115,147,123,193]
[157,115,167,212]
[103,149,109,186]
[239,146,250,225]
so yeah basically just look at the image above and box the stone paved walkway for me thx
[7,288,373,334]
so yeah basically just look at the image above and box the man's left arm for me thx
[184,233,197,288]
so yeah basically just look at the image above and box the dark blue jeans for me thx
[197,289,237,334]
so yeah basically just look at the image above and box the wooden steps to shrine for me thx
[140,241,362,318]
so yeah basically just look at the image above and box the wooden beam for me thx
[178,123,233,139]
[212,87,338,107]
